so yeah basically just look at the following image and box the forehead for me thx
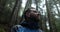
[30,9,40,13]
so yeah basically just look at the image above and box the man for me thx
[11,7,43,32]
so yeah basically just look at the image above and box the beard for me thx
[21,14,40,29]
[29,15,40,22]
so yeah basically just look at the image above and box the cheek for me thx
[30,12,40,18]
[30,14,35,17]
[31,14,38,17]
[30,13,36,16]
[26,13,30,17]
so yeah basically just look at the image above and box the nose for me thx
[34,13,40,16]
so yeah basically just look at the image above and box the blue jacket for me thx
[11,25,43,32]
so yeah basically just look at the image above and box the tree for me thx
[53,0,60,16]
[10,0,22,26]
[45,0,57,32]
[24,0,32,11]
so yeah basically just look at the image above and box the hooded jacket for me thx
[11,21,44,32]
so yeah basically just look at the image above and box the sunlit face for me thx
[28,9,40,21]
[25,8,40,21]
[30,9,40,19]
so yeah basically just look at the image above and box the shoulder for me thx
[11,25,23,30]
[13,25,22,28]
[11,25,24,32]
[12,25,22,29]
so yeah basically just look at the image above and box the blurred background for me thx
[0,0,60,32]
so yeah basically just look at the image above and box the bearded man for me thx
[11,7,44,32]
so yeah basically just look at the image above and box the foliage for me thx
[0,0,60,32]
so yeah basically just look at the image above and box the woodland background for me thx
[0,0,60,32]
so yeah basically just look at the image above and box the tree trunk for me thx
[24,0,32,11]
[45,0,57,32]
[9,0,22,27]
[53,0,60,16]
[35,0,38,10]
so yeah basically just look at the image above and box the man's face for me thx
[29,9,40,21]
[30,9,40,18]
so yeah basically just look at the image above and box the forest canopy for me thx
[0,0,60,32]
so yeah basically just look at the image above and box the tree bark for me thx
[53,0,60,16]
[24,0,32,11]
[45,0,57,32]
[9,0,22,27]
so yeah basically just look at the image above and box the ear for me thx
[26,12,30,17]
